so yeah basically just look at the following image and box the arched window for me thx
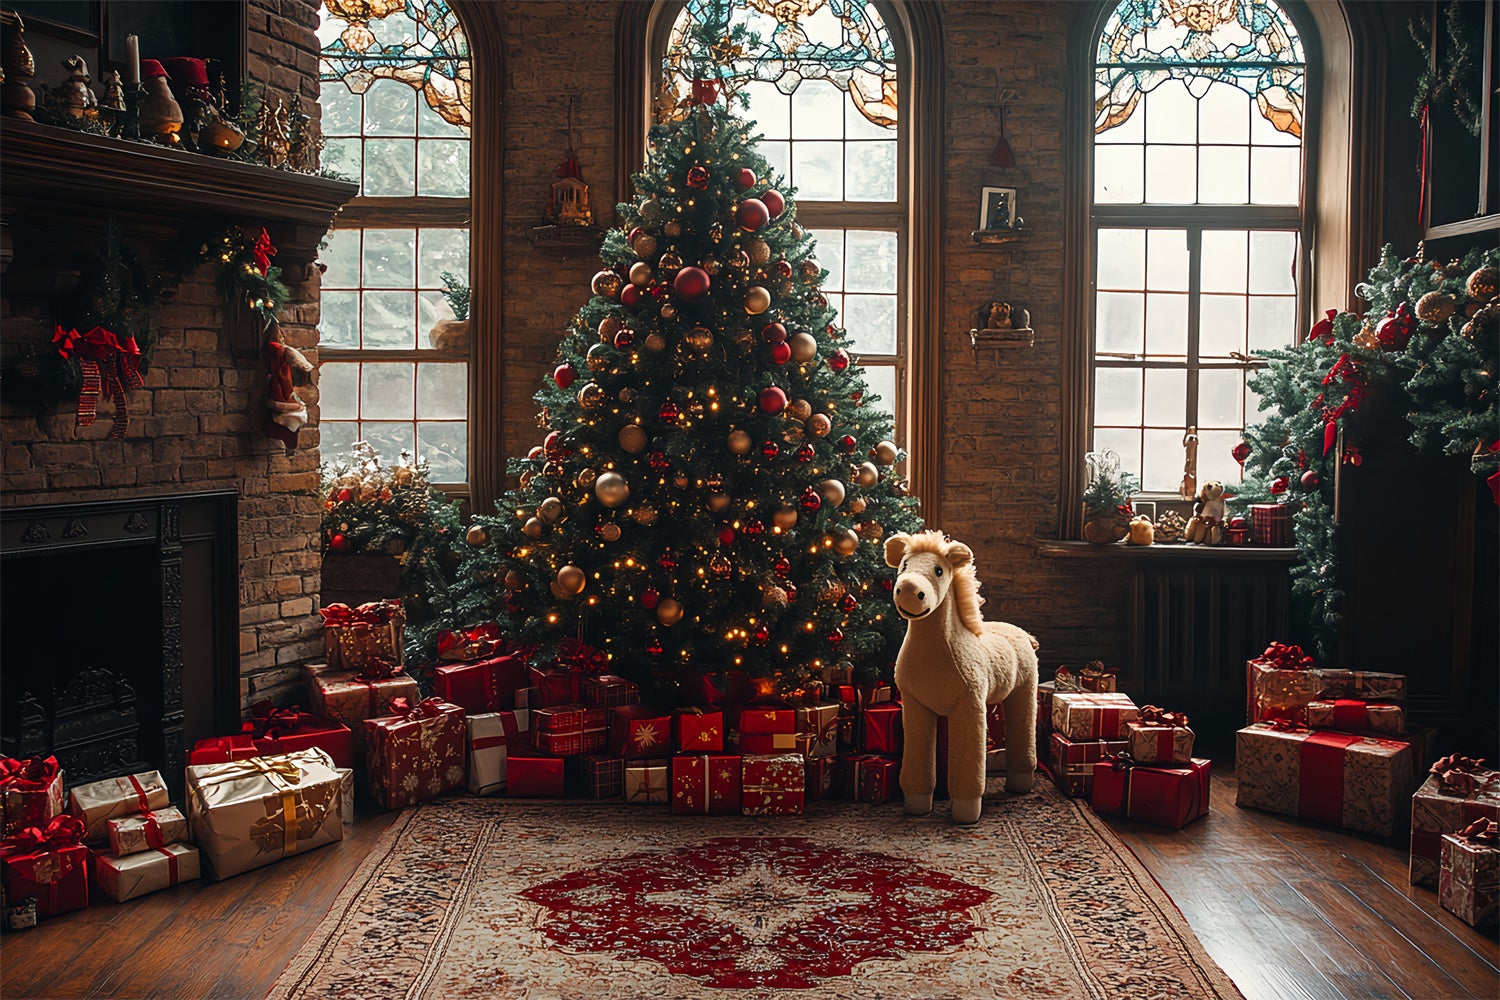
[315,0,472,487]
[1087,0,1309,495]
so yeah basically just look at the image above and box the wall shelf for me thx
[969,229,1033,248]
[1035,539,1298,562]
[970,326,1034,362]
[527,223,606,251]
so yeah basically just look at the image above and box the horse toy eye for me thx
[935,567,943,576]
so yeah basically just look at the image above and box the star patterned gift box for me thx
[185,749,343,880]
[0,815,88,918]
[741,753,804,816]
[584,754,624,798]
[1439,821,1499,928]
[364,698,467,810]
[1051,692,1139,742]
[1049,733,1129,798]
[674,707,725,753]
[68,770,170,844]
[671,754,743,815]
[610,706,672,759]
[107,805,188,857]
[467,710,529,796]
[431,653,528,713]
[308,670,420,755]
[506,752,565,797]
[1303,698,1405,736]
[795,703,841,760]
[320,600,405,675]
[624,759,670,805]
[1091,756,1211,828]
[0,757,64,838]
[95,842,200,902]
[1235,722,1418,837]
[1410,758,1500,886]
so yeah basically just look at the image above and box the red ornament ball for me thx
[753,625,770,644]
[736,168,757,190]
[1269,476,1290,495]
[613,328,635,349]
[838,435,857,454]
[628,226,644,245]
[686,165,710,190]
[658,401,680,423]
[718,526,736,545]
[761,190,785,218]
[646,639,664,656]
[553,363,577,390]
[658,551,678,570]
[758,386,787,414]
[648,450,671,470]
[736,198,770,232]
[796,443,815,463]
[826,628,844,647]
[761,439,780,459]
[745,519,765,536]
[673,266,711,301]
[800,487,822,512]
[1232,439,1252,466]
[336,488,353,502]
[840,593,858,613]
[544,430,563,455]
[329,532,348,551]
[829,349,850,372]
[775,259,794,279]
[774,555,792,579]
[770,341,792,365]
[640,588,661,610]
[1300,469,1322,489]
[624,284,648,308]
[760,322,787,345]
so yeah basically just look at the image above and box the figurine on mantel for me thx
[137,59,183,144]
[52,55,97,118]
[1,12,37,121]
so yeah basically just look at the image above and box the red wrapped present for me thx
[1250,503,1293,546]
[583,674,640,709]
[0,815,88,918]
[68,771,170,843]
[363,698,467,810]
[1235,721,1417,836]
[861,703,903,754]
[529,665,580,708]
[467,710,529,795]
[849,753,900,804]
[1304,698,1405,736]
[1440,819,1499,927]
[516,686,541,710]
[674,707,725,753]
[431,653,528,713]
[805,756,838,800]
[610,706,672,759]
[1049,733,1128,798]
[1125,706,1195,765]
[506,752,565,797]
[1246,643,1405,724]
[1052,692,1138,741]
[1091,755,1211,828]
[696,670,753,707]
[671,753,742,815]
[795,703,840,760]
[584,754,624,798]
[624,759,670,805]
[831,684,860,750]
[738,704,797,755]
[245,702,354,769]
[308,670,420,749]
[1411,756,1500,886]
[435,622,504,661]
[1079,660,1118,693]
[0,757,63,837]
[533,705,607,756]
[741,753,804,816]
[320,600,405,674]
[187,735,260,766]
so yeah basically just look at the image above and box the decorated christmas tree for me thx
[427,94,923,700]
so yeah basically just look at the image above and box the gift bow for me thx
[356,656,403,681]
[1265,718,1309,733]
[1107,751,1141,772]
[1081,660,1118,677]
[1432,754,1487,777]
[1433,756,1498,797]
[437,622,502,660]
[320,601,402,628]
[245,702,319,737]
[556,638,607,674]
[0,756,59,790]
[2,814,85,855]
[1458,818,1499,845]
[52,324,145,439]
[253,228,277,277]
[388,696,445,720]
[1137,705,1189,729]
[1259,641,1315,670]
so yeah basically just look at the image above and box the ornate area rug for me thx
[268,779,1242,1000]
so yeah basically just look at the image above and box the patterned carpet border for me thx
[267,780,1244,1000]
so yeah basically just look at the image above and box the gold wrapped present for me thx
[1247,647,1406,724]
[319,600,405,674]
[1126,707,1195,764]
[95,843,200,902]
[337,768,355,826]
[68,771,170,843]
[308,670,420,752]
[107,805,189,857]
[1051,692,1138,741]
[624,758,669,805]
[1304,698,1405,735]
[186,749,344,880]
[794,703,840,759]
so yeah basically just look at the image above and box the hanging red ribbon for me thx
[253,228,277,277]
[1417,102,1430,229]
[1312,353,1367,456]
[52,325,145,438]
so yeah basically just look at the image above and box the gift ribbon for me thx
[1458,818,1499,845]
[356,656,403,681]
[1110,759,1206,824]
[1328,699,1368,731]
[0,756,59,791]
[862,704,902,752]
[1258,641,1315,670]
[253,228,277,277]
[1312,352,1366,456]
[1137,705,1189,729]
[628,766,667,803]
[155,843,180,886]
[1297,731,1363,827]
[388,696,445,721]
[2,814,85,855]
[556,637,607,674]
[53,325,145,438]
[437,622,504,660]
[320,601,403,628]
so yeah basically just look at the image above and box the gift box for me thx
[624,758,670,805]
[431,653,528,713]
[849,753,900,804]
[1439,821,1499,927]
[187,735,260,766]
[506,753,565,797]
[308,670,420,747]
[245,704,354,770]
[435,622,504,662]
[1410,757,1500,886]
[584,754,624,798]
[1246,643,1406,724]
[830,685,860,750]
[738,705,797,755]
[1091,756,1211,829]
[6,897,36,930]
[795,703,841,760]
[1235,722,1417,837]
[1249,502,1293,545]
[806,757,838,800]
[671,754,742,815]
[0,757,63,838]
[583,674,639,709]
[532,704,607,757]
[107,805,188,857]
[1052,666,1081,692]
[1049,733,1128,798]
[1125,707,1195,765]
[1051,692,1139,741]
[0,816,88,918]
[364,698,466,809]
[742,753,804,816]
[337,768,354,825]
[185,749,343,880]
[95,843,200,902]
[528,666,580,708]
[610,706,672,759]
[674,707,725,753]
[320,600,405,674]
[68,770,170,843]
[861,703,903,755]
[516,687,541,710]
[467,710,529,796]
[1079,661,1118,693]
[1304,698,1405,736]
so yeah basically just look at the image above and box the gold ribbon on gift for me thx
[193,754,307,856]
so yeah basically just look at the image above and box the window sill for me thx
[1035,539,1298,563]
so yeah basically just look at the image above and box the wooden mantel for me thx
[0,117,357,263]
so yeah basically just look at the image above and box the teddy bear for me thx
[1183,481,1226,544]
[1127,514,1154,545]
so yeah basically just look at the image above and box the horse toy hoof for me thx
[951,797,982,824]
[904,792,934,816]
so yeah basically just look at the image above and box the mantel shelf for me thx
[969,229,1033,248]
[0,117,358,264]
[1036,539,1299,563]
[527,223,606,251]
[970,326,1035,362]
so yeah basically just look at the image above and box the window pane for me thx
[363,229,415,289]
[843,230,896,292]
[1145,81,1196,143]
[323,137,362,186]
[1248,296,1296,352]
[317,362,359,420]
[1095,145,1144,203]
[860,364,897,421]
[811,230,844,292]
[746,82,790,140]
[1198,369,1243,428]
[1094,367,1142,426]
[418,422,468,482]
[1096,292,1144,355]
[759,141,790,185]
[362,138,416,196]
[845,142,897,201]
[1146,229,1189,291]
[417,363,468,419]
[420,290,459,345]
[823,293,844,327]
[1250,146,1300,205]
[1201,230,1248,292]
[1145,145,1197,204]
[1093,427,1142,484]
[1249,231,1297,294]
[1197,82,1249,144]
[320,421,359,461]
[365,79,416,136]
[791,80,844,140]
[1198,429,1242,489]
[846,94,889,140]
[321,229,360,288]
[1198,146,1249,203]
[1200,294,1247,358]
[1143,369,1185,426]
[361,421,415,462]
[843,294,897,355]
[792,141,843,200]
[419,140,470,197]
[361,291,417,349]
[418,96,467,138]
[418,229,470,289]
[1098,229,1145,289]
[361,363,414,419]
[1142,428,1183,493]
[1145,293,1188,356]
[320,291,360,348]
[320,83,360,136]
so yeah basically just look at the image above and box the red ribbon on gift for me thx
[1259,641,1315,670]
[1432,755,1499,797]
[388,696,445,720]
[320,601,402,628]
[2,815,85,856]
[0,756,59,791]
[53,325,145,438]
[356,656,403,681]
[245,701,320,738]
[437,622,503,660]
[1265,718,1310,733]
[1138,705,1189,729]
[1297,731,1363,827]
[1458,818,1499,845]
[1329,699,1369,731]
[469,711,523,752]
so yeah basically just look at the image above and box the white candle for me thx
[125,34,140,85]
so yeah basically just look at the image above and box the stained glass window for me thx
[318,1,471,486]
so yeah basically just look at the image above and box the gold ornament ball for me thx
[632,233,658,258]
[643,332,667,352]
[786,398,813,422]
[685,325,714,352]
[1415,291,1457,324]
[748,239,771,265]
[744,286,772,315]
[629,261,653,286]
[465,524,490,546]
[702,255,722,276]
[874,440,899,465]
[595,472,630,507]
[819,478,846,506]
[660,303,678,320]
[856,461,880,487]
[578,383,607,409]
[618,425,649,454]
[807,413,831,437]
[673,472,690,489]
[591,270,623,299]
[858,520,884,541]
[848,497,867,514]
[639,198,662,221]
[800,259,821,280]
[539,496,565,522]
[523,517,544,538]
[663,220,682,238]
[789,332,818,362]
[1466,266,1499,303]
[542,461,566,479]
[762,585,788,608]
[557,564,586,596]
[728,429,752,455]
[773,505,798,530]
[619,387,637,404]
[834,529,860,556]
[599,316,623,341]
[586,343,611,372]
[600,522,622,542]
[707,493,731,512]
[550,580,571,600]
[656,598,684,626]
[575,467,597,488]
[659,252,683,273]
[634,503,659,526]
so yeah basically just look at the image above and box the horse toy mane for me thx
[897,530,986,637]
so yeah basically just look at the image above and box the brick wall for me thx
[0,0,327,712]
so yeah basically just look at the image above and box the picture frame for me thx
[979,186,1016,230]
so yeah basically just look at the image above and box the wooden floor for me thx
[2,772,1496,1000]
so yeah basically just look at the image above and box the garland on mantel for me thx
[1231,244,1498,656]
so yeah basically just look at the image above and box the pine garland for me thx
[1410,0,1485,138]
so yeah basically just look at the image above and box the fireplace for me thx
[1,491,240,795]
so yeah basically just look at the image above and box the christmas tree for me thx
[427,95,923,700]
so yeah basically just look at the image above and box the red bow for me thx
[437,622,503,660]
[1307,308,1337,345]
[556,638,607,675]
[1138,705,1190,728]
[253,228,277,277]
[320,601,401,627]
[0,756,59,790]
[1265,718,1308,733]
[388,696,444,720]
[1458,818,1498,844]
[1259,641,1315,670]
[1081,660,1118,677]
[1107,752,1141,772]
[52,325,145,438]
[355,656,403,681]
[1311,353,1366,456]
[2,815,85,855]
[244,701,318,737]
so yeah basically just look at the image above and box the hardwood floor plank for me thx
[1254,878,1411,1000]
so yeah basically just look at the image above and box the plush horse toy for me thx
[886,530,1039,823]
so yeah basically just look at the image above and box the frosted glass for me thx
[316,363,358,420]
[419,291,457,344]
[1197,82,1249,144]
[1142,428,1184,493]
[1092,428,1142,484]
[418,229,470,289]
[842,295,897,355]
[1145,293,1188,356]
[1145,145,1197,204]
[418,96,467,138]
[1146,229,1189,291]
[417,363,468,419]
[759,141,791,187]
[1249,231,1297,294]
[810,230,844,292]
[1095,145,1144,203]
[1198,429,1242,488]
[1200,294,1248,357]
[320,229,360,289]
[419,140,470,197]
[792,141,842,199]
[792,80,844,140]
[1145,82,1196,143]
[361,363,414,419]
[1198,369,1244,428]
[1201,230,1248,292]
[1094,367,1142,425]
[361,422,415,462]
[1198,146,1249,203]
[844,230,897,292]
[1248,296,1296,352]
[363,139,416,197]
[1098,229,1145,289]
[861,365,897,421]
[845,142,897,201]
[319,83,360,137]
[322,137,362,186]
[361,291,416,349]
[1143,368,1185,426]
[362,229,415,289]
[365,80,416,136]
[319,421,358,461]
[1096,292,1144,355]
[319,291,360,348]
[418,422,468,482]
[846,95,890,139]
[1250,146,1300,204]
[746,82,791,140]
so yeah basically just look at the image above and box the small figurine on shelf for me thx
[162,56,215,151]
[137,59,183,144]
[1,12,37,121]
[1183,481,1227,545]
[52,55,96,118]
[255,97,290,168]
[285,93,323,172]
[98,68,125,130]
[547,96,593,226]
